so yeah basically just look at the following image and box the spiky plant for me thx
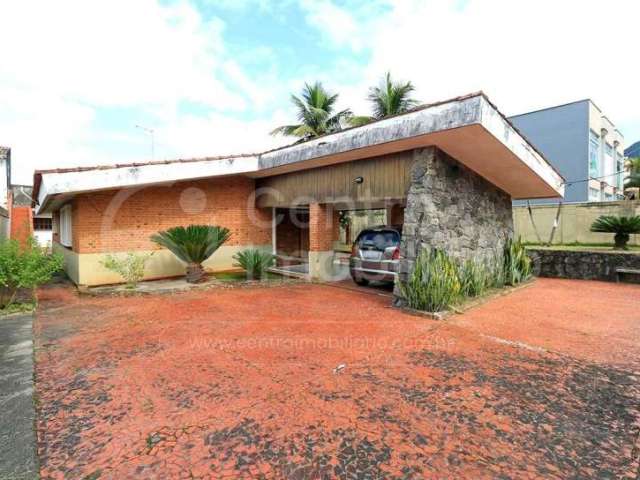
[502,237,532,285]
[458,259,490,297]
[590,215,640,250]
[233,249,275,280]
[349,72,419,126]
[150,225,231,283]
[399,248,461,312]
[270,82,352,140]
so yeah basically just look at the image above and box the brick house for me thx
[32,93,564,289]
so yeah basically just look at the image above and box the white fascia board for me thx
[36,156,259,214]
[479,97,565,198]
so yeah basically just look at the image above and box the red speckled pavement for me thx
[33,278,640,479]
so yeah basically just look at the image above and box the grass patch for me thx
[213,271,282,282]
[525,243,640,252]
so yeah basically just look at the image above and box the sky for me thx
[1,0,638,185]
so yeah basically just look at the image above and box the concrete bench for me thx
[616,268,640,282]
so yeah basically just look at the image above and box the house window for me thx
[605,192,613,201]
[33,217,52,231]
[589,131,600,177]
[59,205,73,247]
[588,187,600,201]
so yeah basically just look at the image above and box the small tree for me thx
[590,215,640,250]
[0,238,64,309]
[101,252,153,288]
[233,249,275,280]
[150,225,231,283]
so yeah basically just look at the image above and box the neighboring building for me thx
[32,93,563,292]
[11,185,52,250]
[509,99,625,203]
[0,147,10,239]
[626,140,640,158]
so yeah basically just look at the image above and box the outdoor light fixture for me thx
[354,176,364,184]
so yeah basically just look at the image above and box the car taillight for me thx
[391,247,400,260]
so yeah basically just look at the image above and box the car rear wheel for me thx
[353,276,369,286]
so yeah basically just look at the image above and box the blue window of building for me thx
[589,131,600,177]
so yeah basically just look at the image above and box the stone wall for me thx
[528,248,640,282]
[395,147,514,301]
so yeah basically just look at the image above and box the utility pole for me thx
[135,124,155,160]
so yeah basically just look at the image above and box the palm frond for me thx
[348,115,374,127]
[233,249,275,279]
[590,215,640,234]
[270,125,303,136]
[271,81,347,139]
[150,225,231,264]
[368,71,418,119]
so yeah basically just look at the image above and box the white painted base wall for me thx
[54,243,272,286]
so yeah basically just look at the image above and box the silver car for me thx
[349,225,402,285]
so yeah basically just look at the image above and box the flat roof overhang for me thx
[33,92,564,215]
[252,94,564,200]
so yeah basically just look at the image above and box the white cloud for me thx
[0,0,289,183]
[302,0,640,140]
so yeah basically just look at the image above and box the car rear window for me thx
[357,230,400,250]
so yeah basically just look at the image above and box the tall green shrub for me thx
[400,248,461,312]
[0,238,64,309]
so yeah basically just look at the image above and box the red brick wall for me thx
[309,203,338,252]
[67,176,272,254]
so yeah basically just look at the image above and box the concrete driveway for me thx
[33,278,640,479]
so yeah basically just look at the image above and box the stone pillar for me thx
[308,203,337,281]
[394,147,514,305]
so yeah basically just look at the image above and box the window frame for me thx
[33,217,52,231]
[59,205,73,248]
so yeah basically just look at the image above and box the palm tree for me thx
[590,215,640,250]
[150,225,231,283]
[350,72,419,126]
[270,82,352,140]
[625,157,640,189]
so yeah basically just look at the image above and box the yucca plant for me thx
[233,249,275,280]
[150,225,231,283]
[400,248,461,312]
[503,237,532,285]
[590,215,640,250]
